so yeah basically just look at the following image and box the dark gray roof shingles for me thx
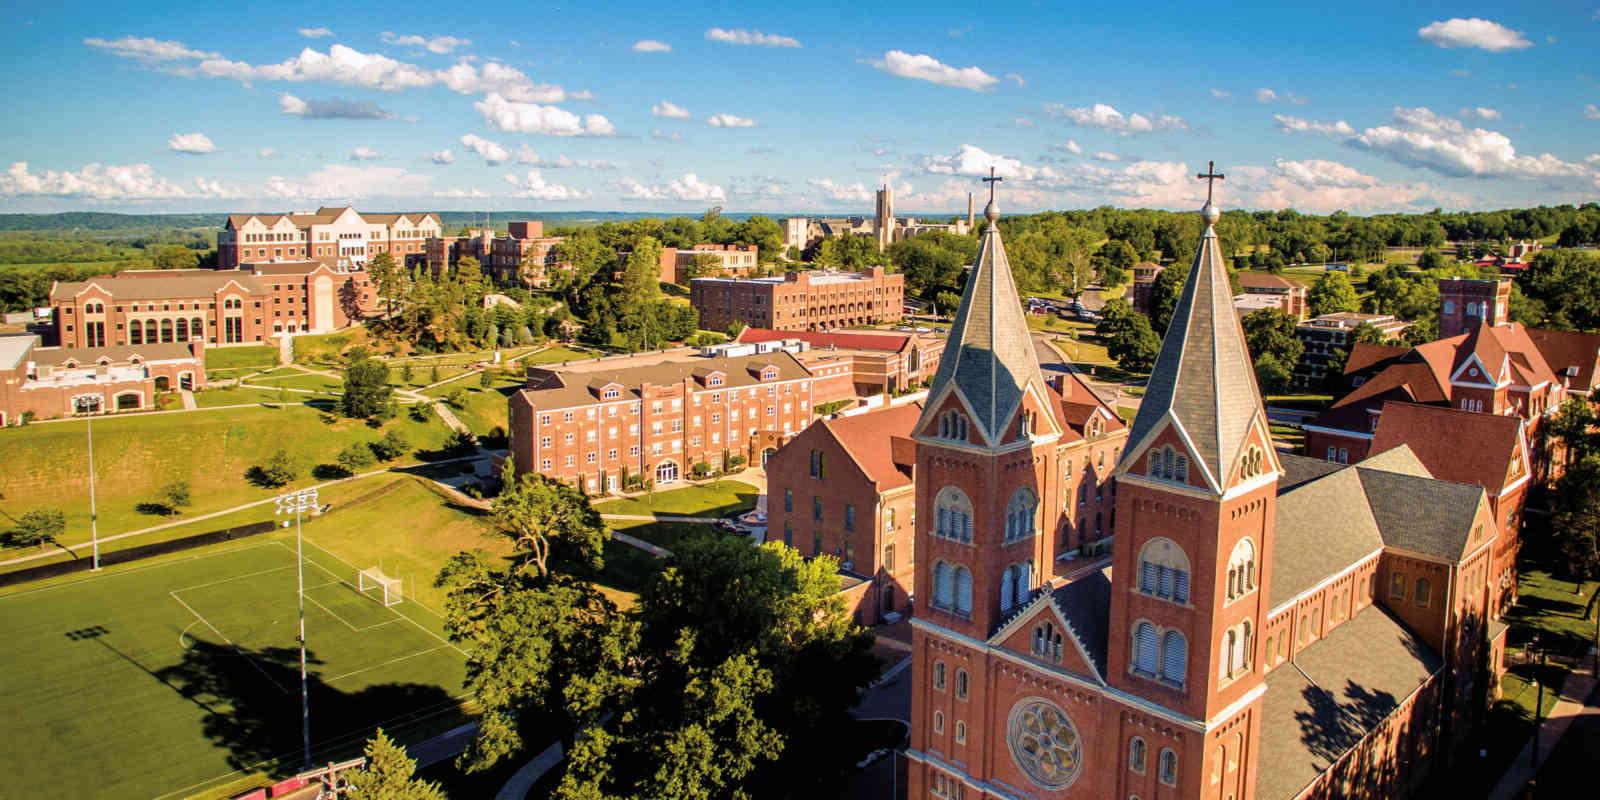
[1051,567,1112,677]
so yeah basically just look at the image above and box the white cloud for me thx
[350,146,383,161]
[513,147,618,169]
[434,60,572,102]
[1462,107,1501,120]
[278,93,392,119]
[707,113,756,128]
[503,170,590,200]
[652,100,691,119]
[1418,18,1533,52]
[1044,102,1186,135]
[1056,139,1082,155]
[1,161,226,199]
[921,144,1058,183]
[1353,107,1587,179]
[265,164,430,198]
[474,93,615,136]
[869,50,999,92]
[632,39,671,53]
[705,28,801,48]
[651,129,682,142]
[459,134,511,165]
[619,173,726,202]
[167,132,218,154]
[380,32,471,54]
[1209,88,1231,99]
[1092,151,1121,162]
[84,36,218,61]
[1005,73,1025,87]
[1240,159,1459,213]
[1586,104,1600,120]
[427,149,455,164]
[433,188,488,199]
[807,178,873,203]
[258,147,279,159]
[1273,114,1355,136]
[1255,88,1307,105]
[298,27,334,39]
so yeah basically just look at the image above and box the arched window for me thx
[1241,445,1266,480]
[1174,454,1188,483]
[1223,628,1238,677]
[938,409,969,441]
[1161,630,1187,685]
[933,660,947,690]
[191,317,203,338]
[129,322,143,345]
[1159,749,1178,785]
[933,561,953,610]
[143,320,157,343]
[955,669,968,700]
[1000,561,1033,613]
[175,318,189,341]
[1017,409,1035,440]
[1004,487,1038,543]
[1414,577,1431,607]
[955,566,973,616]
[1227,538,1256,601]
[159,318,174,343]
[1032,622,1063,663]
[1128,737,1147,773]
[1138,537,1191,605]
[1239,620,1253,672]
[935,486,973,543]
[1133,621,1159,676]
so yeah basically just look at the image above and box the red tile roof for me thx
[1344,343,1409,375]
[1527,328,1600,393]
[1238,272,1299,290]
[1370,401,1525,495]
[822,402,923,490]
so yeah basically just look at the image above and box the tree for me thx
[1094,240,1139,287]
[371,430,410,462]
[1307,271,1359,317]
[491,460,606,579]
[152,245,200,270]
[621,236,665,305]
[367,252,406,319]
[343,729,445,800]
[1518,249,1600,331]
[1551,455,1600,584]
[256,450,297,488]
[479,369,494,390]
[4,508,64,549]
[684,253,725,282]
[400,362,414,384]
[1254,353,1293,394]
[153,481,192,516]
[1096,298,1161,372]
[337,442,375,475]
[1147,261,1190,335]
[1549,396,1599,469]
[1241,308,1305,367]
[341,349,395,420]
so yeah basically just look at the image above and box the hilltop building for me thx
[905,174,1511,800]
[735,327,942,397]
[1292,312,1411,389]
[0,334,205,424]
[218,207,440,270]
[657,243,759,285]
[1235,272,1307,320]
[425,221,566,287]
[690,267,904,332]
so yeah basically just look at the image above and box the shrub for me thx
[252,449,297,488]
[370,430,410,462]
[691,461,711,479]
[3,508,64,549]
[726,454,747,470]
[446,388,468,409]
[479,369,494,389]
[409,403,435,423]
[337,441,376,475]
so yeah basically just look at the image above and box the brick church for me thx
[905,173,1511,799]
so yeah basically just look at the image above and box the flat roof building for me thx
[690,267,904,332]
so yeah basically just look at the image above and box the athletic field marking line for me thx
[323,644,453,684]
[168,563,297,595]
[302,590,404,634]
[168,590,291,695]
[272,539,466,656]
[0,540,284,601]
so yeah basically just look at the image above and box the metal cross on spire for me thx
[983,166,1003,202]
[1196,160,1225,204]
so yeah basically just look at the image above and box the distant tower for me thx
[966,192,975,231]
[874,182,895,252]
[1439,277,1512,338]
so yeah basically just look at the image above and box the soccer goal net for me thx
[357,567,404,607]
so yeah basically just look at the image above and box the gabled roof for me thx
[1527,327,1600,392]
[50,271,267,301]
[1370,401,1526,495]
[1271,460,1386,607]
[1357,467,1487,561]
[1124,202,1270,491]
[819,403,922,491]
[917,197,1050,446]
[1238,271,1299,291]
[1344,342,1409,375]
[1050,568,1112,678]
[736,328,912,353]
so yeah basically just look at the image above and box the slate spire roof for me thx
[918,182,1051,446]
[1122,188,1271,491]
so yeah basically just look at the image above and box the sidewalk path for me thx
[599,513,725,524]
[179,389,197,410]
[493,741,564,800]
[1488,668,1600,800]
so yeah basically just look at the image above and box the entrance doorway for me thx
[655,461,679,485]
[761,448,777,466]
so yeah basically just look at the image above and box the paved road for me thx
[1030,332,1143,415]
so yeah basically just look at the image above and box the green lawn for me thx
[1265,394,1334,411]
[205,345,279,372]
[518,345,600,366]
[193,386,298,407]
[0,404,454,557]
[0,534,467,800]
[1269,423,1306,453]
[435,382,521,436]
[607,519,732,552]
[248,368,345,393]
[594,480,760,519]
[291,329,373,367]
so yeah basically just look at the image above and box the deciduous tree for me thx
[341,349,395,420]
[1308,271,1360,317]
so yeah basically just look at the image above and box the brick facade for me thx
[690,267,904,332]
[0,336,205,424]
[219,206,438,270]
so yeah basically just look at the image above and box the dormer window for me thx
[602,388,619,400]
[1088,416,1103,438]
[708,375,723,387]
[1017,409,1035,441]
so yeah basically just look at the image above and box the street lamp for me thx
[276,487,319,769]
[73,395,101,570]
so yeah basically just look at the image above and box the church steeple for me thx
[916,169,1057,448]
[1118,163,1278,493]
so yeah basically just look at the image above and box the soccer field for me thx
[0,535,468,799]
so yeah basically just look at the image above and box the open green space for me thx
[247,368,345,393]
[193,386,299,408]
[434,382,521,436]
[0,404,454,557]
[594,479,760,519]
[607,518,732,552]
[0,535,467,800]
[291,329,375,367]
[518,345,600,366]
[205,345,279,373]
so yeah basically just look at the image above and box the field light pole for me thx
[276,487,319,770]
[74,395,101,570]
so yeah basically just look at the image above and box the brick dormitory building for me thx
[690,266,904,332]
[1,334,205,424]
[218,206,441,269]
[819,180,1528,800]
[426,221,566,286]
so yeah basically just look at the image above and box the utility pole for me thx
[1530,639,1546,772]
[276,487,319,769]
[75,395,101,570]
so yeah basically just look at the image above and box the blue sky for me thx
[1,1,1597,214]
